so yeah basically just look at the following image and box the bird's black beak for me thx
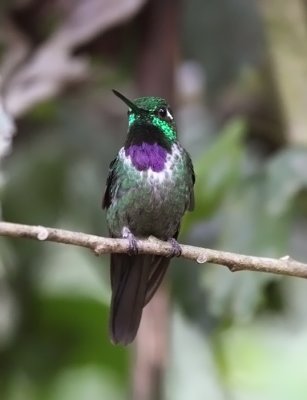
[112,89,145,114]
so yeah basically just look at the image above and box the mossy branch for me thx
[0,221,306,278]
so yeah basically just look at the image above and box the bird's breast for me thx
[106,144,190,238]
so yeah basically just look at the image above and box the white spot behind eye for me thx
[166,109,173,120]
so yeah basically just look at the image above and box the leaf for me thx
[203,175,289,321]
[218,321,307,400]
[265,147,307,215]
[49,366,124,400]
[182,118,246,233]
[34,242,110,304]
[166,307,225,400]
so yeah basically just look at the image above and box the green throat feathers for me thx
[127,96,177,142]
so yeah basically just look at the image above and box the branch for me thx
[0,221,306,278]
[2,0,147,117]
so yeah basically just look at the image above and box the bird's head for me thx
[113,90,177,147]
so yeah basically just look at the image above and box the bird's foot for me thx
[122,227,138,256]
[128,235,138,256]
[168,238,182,257]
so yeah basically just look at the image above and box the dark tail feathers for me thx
[109,253,169,345]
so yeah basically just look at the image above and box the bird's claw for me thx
[128,234,138,256]
[168,238,182,257]
[122,227,138,256]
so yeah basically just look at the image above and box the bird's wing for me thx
[185,150,195,211]
[102,157,118,209]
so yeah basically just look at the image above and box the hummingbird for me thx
[102,90,195,345]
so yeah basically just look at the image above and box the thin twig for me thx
[2,0,147,117]
[0,221,306,278]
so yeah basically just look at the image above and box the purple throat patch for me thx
[125,143,167,172]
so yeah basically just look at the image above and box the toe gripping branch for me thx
[122,227,139,256]
[122,227,182,258]
[128,234,138,256]
[168,238,182,257]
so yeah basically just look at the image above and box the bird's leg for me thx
[168,238,182,257]
[122,227,138,256]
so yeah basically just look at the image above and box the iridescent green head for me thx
[113,90,177,144]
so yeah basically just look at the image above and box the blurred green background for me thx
[1,0,307,399]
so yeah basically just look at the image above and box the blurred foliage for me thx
[182,118,246,232]
[0,94,130,399]
[1,0,307,400]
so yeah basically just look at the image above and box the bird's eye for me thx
[158,107,167,118]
